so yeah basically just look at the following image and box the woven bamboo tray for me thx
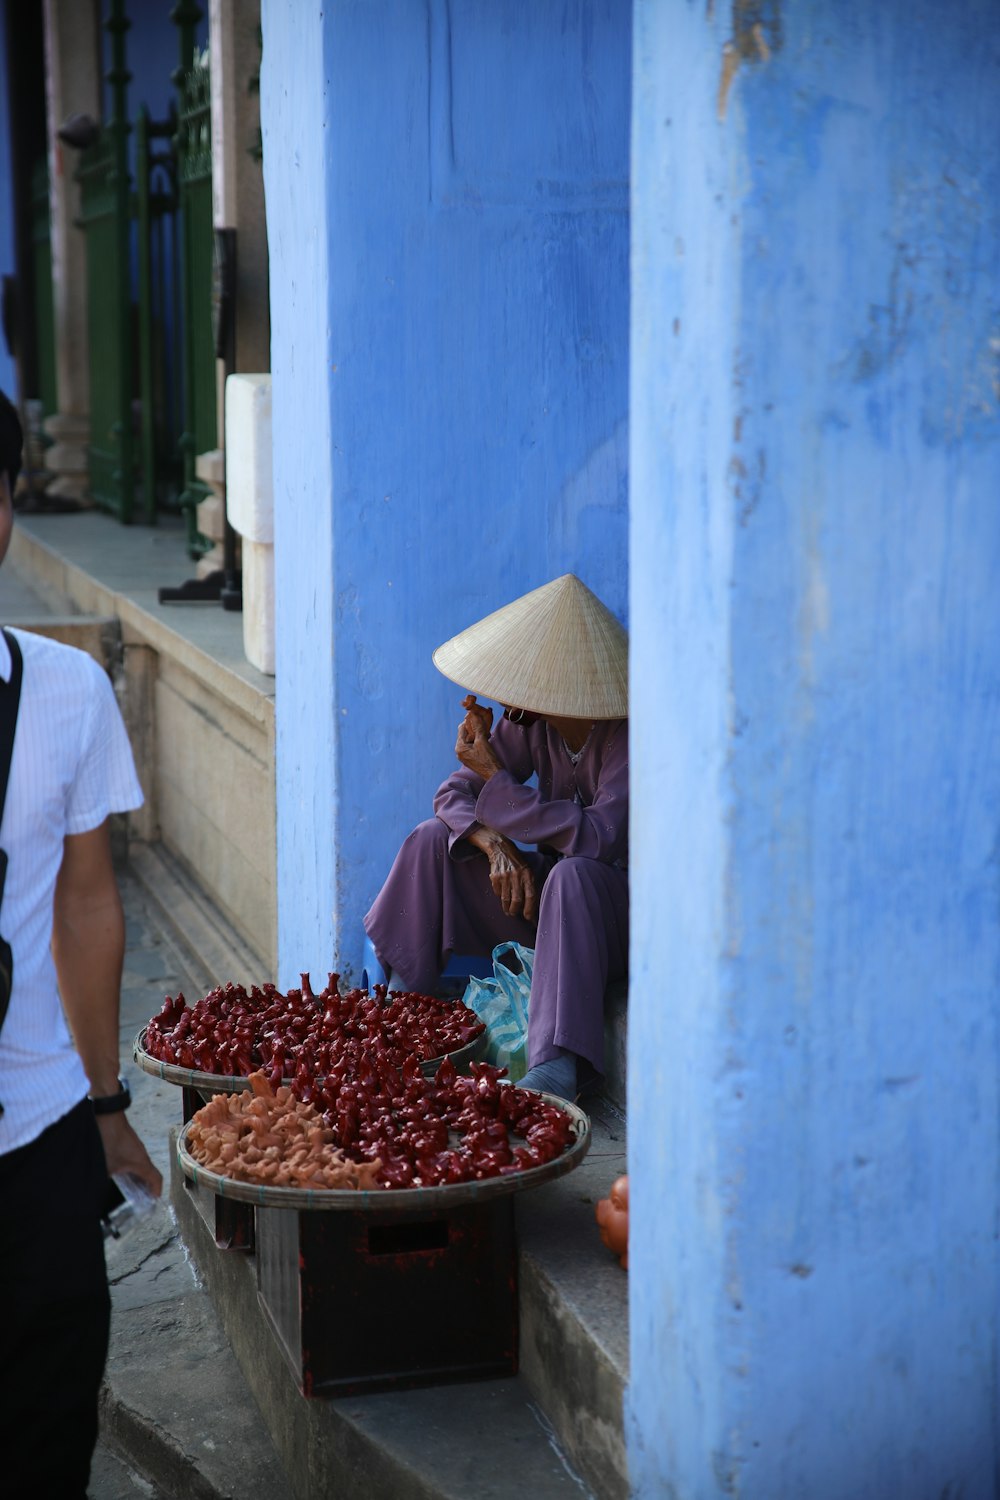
[175,1093,590,1213]
[133,1023,487,1092]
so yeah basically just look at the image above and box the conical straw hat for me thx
[433,574,628,719]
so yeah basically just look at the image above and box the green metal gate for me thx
[74,0,214,548]
[135,103,184,525]
[29,158,57,419]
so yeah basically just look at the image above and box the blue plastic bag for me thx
[462,942,534,1083]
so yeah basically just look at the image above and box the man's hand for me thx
[97,1113,163,1196]
[456,694,502,780]
[466,826,538,923]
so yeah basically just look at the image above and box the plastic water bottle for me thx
[102,1172,158,1239]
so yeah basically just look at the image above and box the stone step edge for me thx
[519,1243,628,1500]
[516,1101,630,1500]
[98,1265,297,1500]
[99,1377,237,1500]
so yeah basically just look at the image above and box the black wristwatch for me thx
[90,1077,132,1115]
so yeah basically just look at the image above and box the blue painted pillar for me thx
[261,0,630,983]
[260,0,337,985]
[629,2,1000,1496]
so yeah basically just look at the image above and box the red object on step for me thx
[595,1174,629,1269]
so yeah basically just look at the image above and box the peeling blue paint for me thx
[630,0,1000,1495]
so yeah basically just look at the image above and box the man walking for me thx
[0,391,162,1496]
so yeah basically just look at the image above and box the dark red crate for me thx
[255,1196,518,1397]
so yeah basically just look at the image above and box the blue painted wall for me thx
[630,2,1000,1496]
[0,5,17,398]
[262,0,630,983]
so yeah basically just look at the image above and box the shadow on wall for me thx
[550,417,629,619]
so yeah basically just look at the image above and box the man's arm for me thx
[52,819,162,1194]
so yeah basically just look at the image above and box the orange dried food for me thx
[187,1071,382,1190]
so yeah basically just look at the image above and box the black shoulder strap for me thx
[0,629,22,829]
[0,630,22,1102]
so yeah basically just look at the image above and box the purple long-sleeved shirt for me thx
[432,716,628,868]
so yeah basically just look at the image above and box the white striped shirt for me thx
[0,628,143,1154]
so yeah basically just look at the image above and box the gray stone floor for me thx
[89,869,291,1500]
[90,871,193,1499]
[89,1442,168,1500]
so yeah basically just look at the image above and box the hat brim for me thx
[433,574,628,720]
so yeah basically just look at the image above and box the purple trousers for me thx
[364,819,628,1075]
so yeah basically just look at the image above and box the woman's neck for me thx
[546,715,594,754]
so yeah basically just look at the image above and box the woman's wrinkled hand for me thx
[460,693,493,740]
[465,824,538,923]
[456,694,502,780]
[486,838,538,923]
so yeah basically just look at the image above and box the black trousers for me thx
[0,1097,111,1498]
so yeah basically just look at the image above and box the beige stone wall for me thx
[153,655,275,972]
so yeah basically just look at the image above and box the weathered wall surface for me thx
[262,0,630,982]
[629,1,1000,1495]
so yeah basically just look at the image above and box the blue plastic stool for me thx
[360,933,492,993]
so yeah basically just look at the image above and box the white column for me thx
[202,0,270,590]
[42,0,101,502]
[209,0,269,376]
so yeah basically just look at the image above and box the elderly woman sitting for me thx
[364,574,628,1102]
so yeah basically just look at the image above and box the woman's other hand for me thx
[466,825,538,923]
[488,840,538,922]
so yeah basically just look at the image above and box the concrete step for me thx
[131,844,630,1499]
[170,1105,628,1500]
[0,536,134,679]
[0,548,127,666]
[518,1097,629,1499]
[172,1153,591,1499]
[602,980,628,1113]
[90,1436,170,1499]
[99,1255,294,1500]
[0,547,78,620]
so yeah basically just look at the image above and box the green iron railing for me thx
[71,0,215,542]
[135,104,184,525]
[77,126,133,519]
